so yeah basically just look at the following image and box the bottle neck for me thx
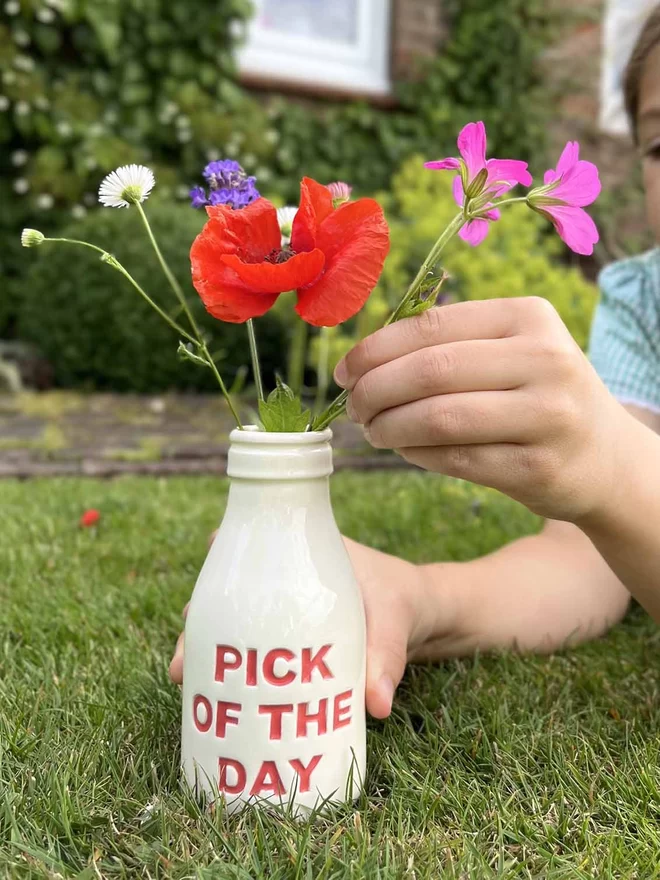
[225,476,332,513]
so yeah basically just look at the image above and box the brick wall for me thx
[391,0,446,80]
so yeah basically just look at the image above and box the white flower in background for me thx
[15,100,30,116]
[71,204,86,219]
[175,115,190,129]
[0,96,9,111]
[13,178,29,194]
[99,164,155,208]
[176,184,190,200]
[14,55,35,72]
[56,120,72,137]
[255,166,271,183]
[277,206,298,247]
[84,156,97,170]
[103,109,118,125]
[37,6,56,22]
[206,148,220,162]
[264,129,279,145]
[176,129,191,143]
[13,30,30,46]
[243,153,256,169]
[34,95,49,110]
[21,228,45,248]
[11,149,27,166]
[37,193,54,210]
[4,0,20,14]
[88,122,104,137]
[3,71,17,85]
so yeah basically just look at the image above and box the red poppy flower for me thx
[190,177,389,327]
[79,509,100,528]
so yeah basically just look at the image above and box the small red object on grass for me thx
[80,509,100,528]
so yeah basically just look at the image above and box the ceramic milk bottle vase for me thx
[181,427,366,813]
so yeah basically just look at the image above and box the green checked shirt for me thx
[589,249,660,415]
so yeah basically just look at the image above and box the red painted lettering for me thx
[218,757,246,795]
[333,689,353,730]
[246,648,258,686]
[263,648,296,686]
[259,703,294,740]
[193,694,212,733]
[289,755,323,793]
[296,699,328,738]
[249,760,285,797]
[214,645,242,682]
[215,700,241,738]
[301,645,333,683]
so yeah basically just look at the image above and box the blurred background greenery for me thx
[0,0,635,394]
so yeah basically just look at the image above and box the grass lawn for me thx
[2,473,659,878]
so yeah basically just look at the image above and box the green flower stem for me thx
[134,201,202,339]
[200,341,243,427]
[246,319,264,402]
[288,319,308,396]
[43,236,242,428]
[132,201,242,429]
[44,238,196,344]
[488,196,529,210]
[312,212,467,431]
[314,326,332,415]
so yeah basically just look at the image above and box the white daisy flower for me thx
[0,96,9,111]
[11,149,27,166]
[56,120,72,137]
[21,228,45,248]
[15,100,30,116]
[98,164,155,208]
[14,55,35,72]
[71,204,86,220]
[4,0,20,14]
[277,206,298,247]
[13,178,29,194]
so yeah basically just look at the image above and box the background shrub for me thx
[18,201,287,391]
[1,0,557,352]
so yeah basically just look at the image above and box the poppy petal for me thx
[291,177,335,253]
[220,248,325,294]
[295,198,389,326]
[205,198,281,261]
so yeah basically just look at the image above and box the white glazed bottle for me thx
[181,427,366,814]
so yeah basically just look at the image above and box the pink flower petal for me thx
[485,207,501,222]
[457,122,487,180]
[452,175,465,207]
[459,218,491,247]
[424,158,461,171]
[555,141,580,177]
[486,159,533,189]
[543,205,599,255]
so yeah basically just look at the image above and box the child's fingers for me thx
[335,298,552,390]
[365,390,537,450]
[169,631,184,685]
[346,336,529,425]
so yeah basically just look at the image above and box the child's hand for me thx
[169,534,466,719]
[335,298,629,525]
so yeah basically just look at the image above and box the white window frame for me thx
[237,0,392,97]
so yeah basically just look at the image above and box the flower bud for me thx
[20,228,45,247]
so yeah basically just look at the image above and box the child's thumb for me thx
[364,606,408,720]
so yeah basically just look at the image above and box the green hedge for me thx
[18,201,287,391]
[1,0,557,346]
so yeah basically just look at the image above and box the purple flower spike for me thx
[191,158,260,210]
[189,186,208,209]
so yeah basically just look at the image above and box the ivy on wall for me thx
[0,0,556,338]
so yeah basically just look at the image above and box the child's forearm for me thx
[577,413,660,621]
[418,521,630,658]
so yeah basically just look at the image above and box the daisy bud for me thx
[21,228,45,247]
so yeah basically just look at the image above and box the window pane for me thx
[261,0,359,45]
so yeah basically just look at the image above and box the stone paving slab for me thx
[0,392,407,478]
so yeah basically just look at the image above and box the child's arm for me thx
[335,297,660,619]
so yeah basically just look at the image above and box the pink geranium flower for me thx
[528,142,601,256]
[425,121,533,246]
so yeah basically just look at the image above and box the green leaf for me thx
[258,377,311,433]
[177,341,210,368]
